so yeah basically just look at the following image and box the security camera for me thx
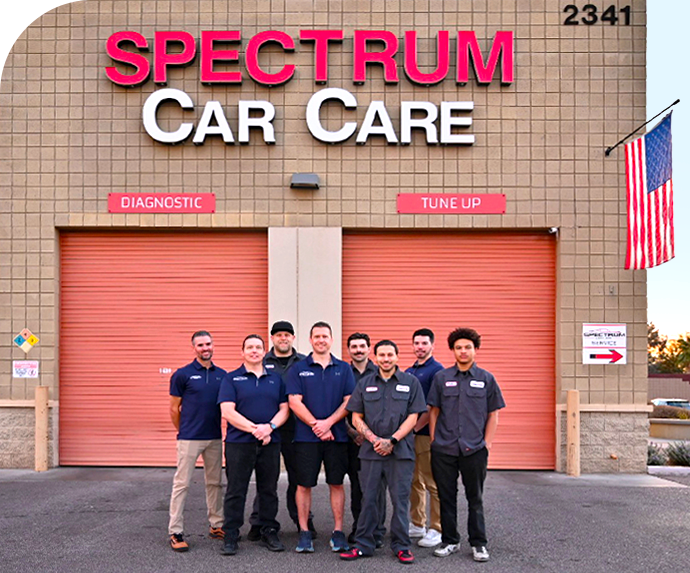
[548,227,559,234]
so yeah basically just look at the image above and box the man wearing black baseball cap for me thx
[247,321,314,540]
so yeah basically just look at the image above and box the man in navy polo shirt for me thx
[168,330,227,552]
[428,328,505,563]
[406,328,444,548]
[286,321,356,554]
[247,320,313,541]
[217,334,290,556]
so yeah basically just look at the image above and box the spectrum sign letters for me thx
[105,30,514,146]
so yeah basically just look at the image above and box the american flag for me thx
[625,113,674,270]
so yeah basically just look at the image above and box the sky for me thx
[0,1,688,338]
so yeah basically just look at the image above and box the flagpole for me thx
[605,99,680,157]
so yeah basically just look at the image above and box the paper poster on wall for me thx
[13,361,39,378]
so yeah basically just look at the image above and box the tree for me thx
[648,323,690,373]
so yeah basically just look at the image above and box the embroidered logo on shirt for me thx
[395,384,410,392]
[299,371,315,377]
[445,381,458,387]
[190,375,202,380]
[233,376,248,381]
[365,386,378,392]
[470,380,485,388]
[265,364,274,368]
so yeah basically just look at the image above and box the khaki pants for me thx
[410,435,441,531]
[168,439,223,535]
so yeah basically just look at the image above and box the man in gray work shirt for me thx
[340,340,426,564]
[428,327,505,563]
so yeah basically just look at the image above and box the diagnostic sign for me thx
[582,324,627,365]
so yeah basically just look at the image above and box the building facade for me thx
[0,0,649,472]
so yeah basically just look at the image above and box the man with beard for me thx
[406,328,444,548]
[286,321,356,554]
[168,330,227,552]
[246,321,314,541]
[218,334,290,555]
[340,340,426,564]
[345,333,385,547]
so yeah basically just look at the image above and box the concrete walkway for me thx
[0,468,688,573]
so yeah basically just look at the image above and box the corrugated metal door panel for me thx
[59,231,268,466]
[342,231,556,470]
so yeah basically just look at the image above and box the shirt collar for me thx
[412,356,438,369]
[375,366,402,383]
[237,364,268,378]
[453,362,478,377]
[193,359,215,371]
[306,353,335,367]
[351,359,377,374]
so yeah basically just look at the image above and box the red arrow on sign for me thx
[589,349,623,363]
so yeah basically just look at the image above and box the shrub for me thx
[649,405,690,420]
[647,443,668,466]
[667,441,690,466]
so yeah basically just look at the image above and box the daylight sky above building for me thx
[1,0,688,338]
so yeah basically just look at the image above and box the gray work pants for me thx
[355,457,414,555]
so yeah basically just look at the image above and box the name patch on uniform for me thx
[299,371,315,377]
[470,380,485,388]
[395,384,410,392]
[445,381,458,387]
[365,386,378,392]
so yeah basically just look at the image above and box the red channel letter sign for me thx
[108,193,216,213]
[397,193,506,214]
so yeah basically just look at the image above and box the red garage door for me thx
[342,231,556,470]
[59,231,267,466]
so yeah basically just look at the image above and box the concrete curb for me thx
[648,465,690,476]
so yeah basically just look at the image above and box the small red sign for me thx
[397,193,506,214]
[108,193,216,213]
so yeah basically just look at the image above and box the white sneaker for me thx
[433,543,459,557]
[472,546,490,562]
[417,528,442,547]
[408,524,426,538]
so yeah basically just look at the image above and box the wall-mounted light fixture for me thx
[290,173,320,189]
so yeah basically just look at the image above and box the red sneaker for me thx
[340,547,368,561]
[397,549,415,564]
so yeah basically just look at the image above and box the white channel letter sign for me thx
[582,324,627,365]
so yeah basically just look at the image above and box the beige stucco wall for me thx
[0,0,649,470]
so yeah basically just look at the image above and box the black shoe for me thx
[375,537,384,549]
[261,528,286,552]
[308,517,318,540]
[221,537,238,555]
[348,531,357,545]
[247,525,262,542]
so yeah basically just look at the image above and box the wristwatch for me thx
[390,436,399,445]
[269,422,277,431]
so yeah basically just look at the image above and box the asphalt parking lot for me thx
[0,468,688,573]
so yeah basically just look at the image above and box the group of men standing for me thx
[167,320,505,564]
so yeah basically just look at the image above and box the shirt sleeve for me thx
[346,381,364,413]
[487,375,506,412]
[426,372,443,407]
[216,375,236,405]
[285,366,302,396]
[169,369,186,397]
[408,378,428,414]
[342,366,356,396]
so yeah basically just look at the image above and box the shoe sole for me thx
[221,548,237,556]
[170,546,189,553]
[434,548,459,558]
[398,558,415,564]
[473,556,489,562]
[418,539,442,547]
[330,543,349,552]
[295,547,314,553]
[262,540,286,552]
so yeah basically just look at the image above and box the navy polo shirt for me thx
[427,363,505,457]
[217,365,287,444]
[405,356,444,436]
[347,368,427,461]
[285,353,356,443]
[170,359,227,441]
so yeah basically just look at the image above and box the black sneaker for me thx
[221,537,238,555]
[308,517,318,539]
[348,530,357,545]
[375,537,384,549]
[261,528,286,552]
[247,525,262,542]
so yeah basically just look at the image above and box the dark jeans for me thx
[348,441,387,539]
[431,447,488,547]
[223,442,280,539]
[249,431,307,526]
[355,458,414,555]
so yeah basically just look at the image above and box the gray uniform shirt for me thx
[347,367,427,461]
[427,363,505,457]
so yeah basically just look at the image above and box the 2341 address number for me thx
[563,4,631,25]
